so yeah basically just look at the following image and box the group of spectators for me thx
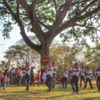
[0,62,35,91]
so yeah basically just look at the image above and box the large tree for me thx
[0,0,100,65]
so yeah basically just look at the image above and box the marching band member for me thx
[84,67,93,89]
[80,66,86,87]
[71,63,80,94]
[51,62,58,89]
[62,69,68,88]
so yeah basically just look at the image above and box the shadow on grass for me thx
[83,96,100,100]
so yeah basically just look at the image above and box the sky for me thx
[0,26,21,61]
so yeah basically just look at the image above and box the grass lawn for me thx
[0,83,100,100]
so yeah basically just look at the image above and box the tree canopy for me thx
[0,0,100,64]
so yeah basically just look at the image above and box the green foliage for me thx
[2,21,13,39]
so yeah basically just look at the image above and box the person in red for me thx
[1,72,8,90]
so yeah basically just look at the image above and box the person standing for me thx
[1,72,8,90]
[24,62,31,91]
[95,66,100,91]
[45,65,52,92]
[80,66,86,87]
[42,71,47,84]
[71,63,80,94]
[30,66,35,85]
[62,70,68,88]
[51,62,58,89]
[17,67,22,86]
[84,67,93,89]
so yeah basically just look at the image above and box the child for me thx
[42,71,47,84]
[1,72,8,90]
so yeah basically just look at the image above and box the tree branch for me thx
[18,0,45,44]
[38,20,51,30]
[31,0,37,15]
[51,0,72,33]
[52,0,58,18]
[77,0,97,16]
[3,0,41,52]
[75,23,100,31]
[47,0,73,42]
[16,0,20,18]
[58,5,100,34]
[17,0,30,14]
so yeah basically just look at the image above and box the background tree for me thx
[4,44,39,66]
[0,0,100,65]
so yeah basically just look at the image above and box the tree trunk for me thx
[40,44,49,66]
[39,43,50,84]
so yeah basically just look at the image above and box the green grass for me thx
[0,84,100,100]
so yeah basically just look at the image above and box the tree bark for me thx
[39,43,49,66]
[38,43,50,84]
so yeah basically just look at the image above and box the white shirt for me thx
[51,65,58,74]
[46,68,52,77]
[86,70,93,79]
[80,68,86,76]
[71,67,80,77]
[63,72,68,78]
[96,71,100,76]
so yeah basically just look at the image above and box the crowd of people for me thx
[43,62,100,93]
[0,62,35,91]
[0,61,100,94]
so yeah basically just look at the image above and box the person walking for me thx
[45,65,52,92]
[62,70,68,88]
[51,62,58,89]
[24,62,31,91]
[71,63,80,94]
[84,67,93,89]
[95,66,100,91]
[80,66,86,87]
[1,72,8,90]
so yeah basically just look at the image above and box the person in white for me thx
[62,70,68,88]
[70,63,80,94]
[84,67,93,89]
[51,62,58,89]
